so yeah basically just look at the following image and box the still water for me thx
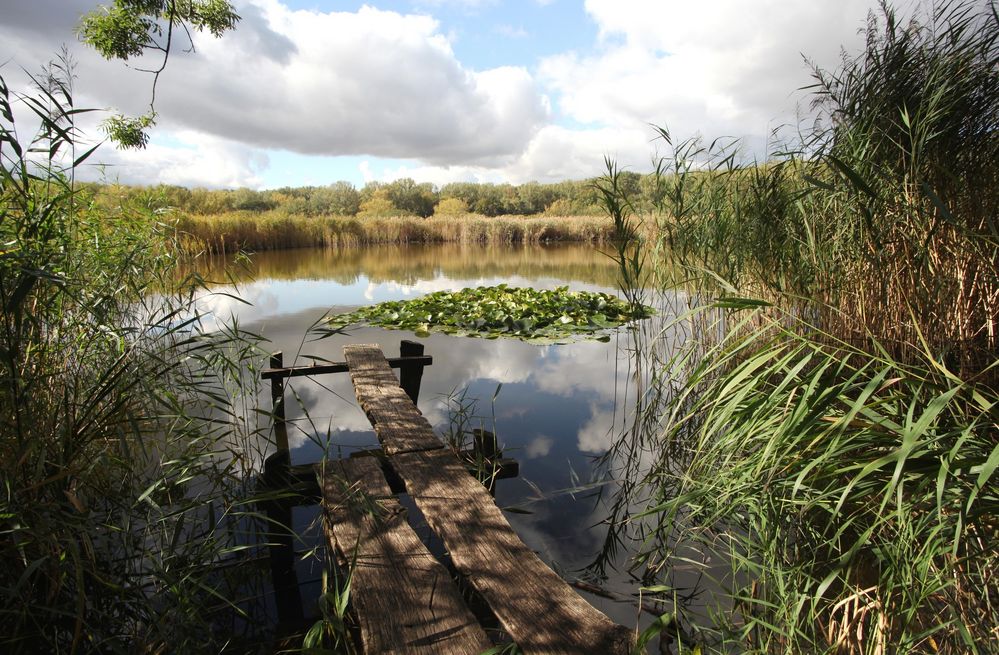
[196,242,681,637]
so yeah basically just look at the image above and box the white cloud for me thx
[88,131,269,188]
[511,125,653,181]
[541,0,878,147]
[525,435,554,459]
[1,0,549,166]
[144,2,548,165]
[576,402,617,454]
[0,0,888,187]
[369,124,656,185]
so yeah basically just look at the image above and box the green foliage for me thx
[83,175,642,221]
[433,196,470,216]
[78,0,240,148]
[78,1,156,60]
[303,564,356,654]
[1,64,265,653]
[101,111,156,148]
[543,198,574,216]
[316,181,362,216]
[357,190,405,218]
[384,177,436,217]
[597,1,999,651]
[79,0,239,61]
[638,304,999,652]
[325,285,654,343]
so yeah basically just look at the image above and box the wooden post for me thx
[264,351,303,626]
[472,428,498,459]
[398,340,426,404]
[270,352,289,453]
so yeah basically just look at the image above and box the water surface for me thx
[197,242,674,635]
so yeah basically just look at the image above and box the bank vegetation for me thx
[601,2,998,652]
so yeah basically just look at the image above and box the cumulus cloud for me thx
[124,2,547,164]
[576,402,617,454]
[0,0,886,187]
[541,0,878,145]
[369,124,657,185]
[525,435,554,459]
[1,0,548,167]
[88,131,269,188]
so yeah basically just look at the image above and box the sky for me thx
[0,0,881,190]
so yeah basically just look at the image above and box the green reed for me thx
[1,62,272,652]
[599,2,999,652]
[173,212,615,254]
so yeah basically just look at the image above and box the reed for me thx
[598,2,999,652]
[174,211,615,254]
[1,62,270,652]
[186,242,626,289]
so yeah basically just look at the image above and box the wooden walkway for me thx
[318,344,635,654]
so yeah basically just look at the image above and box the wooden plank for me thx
[316,456,394,500]
[392,449,635,655]
[320,458,493,655]
[343,345,634,655]
[344,345,444,455]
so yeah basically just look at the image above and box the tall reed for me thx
[174,211,615,254]
[601,2,999,652]
[1,61,269,652]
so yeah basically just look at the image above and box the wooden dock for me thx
[262,342,635,654]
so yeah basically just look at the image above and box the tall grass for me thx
[600,2,999,652]
[174,211,615,254]
[1,62,269,652]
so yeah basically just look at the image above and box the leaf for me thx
[325,285,654,343]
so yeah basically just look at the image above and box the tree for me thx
[385,178,436,217]
[78,0,240,148]
[313,181,361,216]
[358,190,406,218]
[434,197,470,217]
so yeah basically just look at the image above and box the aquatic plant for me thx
[325,285,654,343]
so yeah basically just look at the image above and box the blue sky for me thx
[1,0,878,189]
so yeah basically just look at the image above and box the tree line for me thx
[85,172,669,218]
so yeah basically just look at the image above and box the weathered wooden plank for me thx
[344,345,444,455]
[393,449,635,655]
[320,458,493,655]
[316,456,394,500]
[343,345,635,655]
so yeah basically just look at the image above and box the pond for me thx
[193,242,705,644]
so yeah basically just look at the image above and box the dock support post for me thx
[398,340,426,404]
[271,352,289,453]
[263,351,304,626]
[472,428,498,459]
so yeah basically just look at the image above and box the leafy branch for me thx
[77,0,240,148]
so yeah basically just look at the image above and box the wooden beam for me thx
[393,449,635,655]
[344,347,446,455]
[272,451,519,505]
[261,354,433,381]
[319,457,493,655]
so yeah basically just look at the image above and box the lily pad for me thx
[326,285,654,343]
